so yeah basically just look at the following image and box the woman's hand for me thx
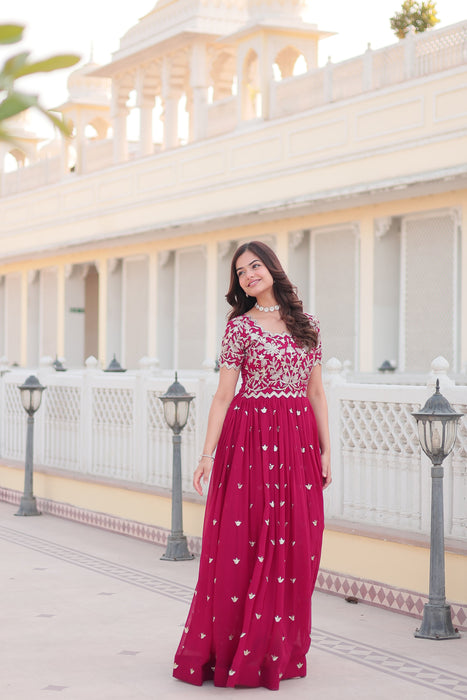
[321,451,332,489]
[193,456,214,495]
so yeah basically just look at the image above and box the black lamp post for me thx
[159,373,195,561]
[412,380,463,639]
[15,375,46,517]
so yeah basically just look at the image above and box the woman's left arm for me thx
[307,363,332,489]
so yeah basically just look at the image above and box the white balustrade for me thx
[2,21,467,197]
[0,359,465,542]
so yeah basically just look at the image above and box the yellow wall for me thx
[321,529,466,604]
[1,461,465,604]
[0,462,203,539]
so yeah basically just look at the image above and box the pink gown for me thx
[173,314,324,691]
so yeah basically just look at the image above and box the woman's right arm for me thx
[193,366,240,495]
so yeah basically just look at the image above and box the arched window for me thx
[274,46,307,80]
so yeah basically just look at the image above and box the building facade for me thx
[0,2,466,627]
[0,2,466,377]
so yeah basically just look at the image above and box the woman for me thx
[173,241,331,691]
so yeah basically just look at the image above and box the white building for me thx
[0,1,466,628]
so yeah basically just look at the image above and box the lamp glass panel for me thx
[176,400,189,430]
[429,419,444,458]
[163,401,176,429]
[443,420,458,456]
[30,389,43,413]
[417,419,442,459]
[20,389,32,413]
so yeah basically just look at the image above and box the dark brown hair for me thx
[226,241,318,349]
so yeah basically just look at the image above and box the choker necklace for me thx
[255,303,280,313]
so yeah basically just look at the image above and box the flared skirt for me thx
[173,394,324,690]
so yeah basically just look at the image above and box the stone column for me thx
[111,77,130,163]
[460,196,467,372]
[259,32,271,120]
[274,230,289,272]
[358,216,374,372]
[74,110,87,175]
[21,270,28,367]
[97,258,107,368]
[203,241,218,369]
[148,251,158,359]
[0,143,7,196]
[60,136,70,176]
[190,42,208,141]
[136,66,156,157]
[161,56,179,150]
[56,264,66,360]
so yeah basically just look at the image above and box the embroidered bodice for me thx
[218,314,322,398]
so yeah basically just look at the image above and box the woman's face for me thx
[235,250,274,298]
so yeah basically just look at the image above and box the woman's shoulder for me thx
[304,312,320,330]
[225,314,251,330]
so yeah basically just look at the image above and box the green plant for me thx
[0,23,80,143]
[390,0,440,39]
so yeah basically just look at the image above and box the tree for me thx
[0,24,80,144]
[390,0,440,40]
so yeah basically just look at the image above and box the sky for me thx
[1,0,466,132]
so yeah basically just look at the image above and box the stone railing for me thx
[272,20,467,118]
[0,355,465,542]
[2,20,466,198]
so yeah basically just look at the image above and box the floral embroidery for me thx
[218,314,321,398]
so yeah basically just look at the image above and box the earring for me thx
[245,293,249,297]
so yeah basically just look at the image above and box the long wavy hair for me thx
[226,241,318,349]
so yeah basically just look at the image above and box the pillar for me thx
[136,67,155,157]
[21,270,28,367]
[190,42,208,141]
[74,111,87,174]
[460,196,467,371]
[204,241,218,368]
[60,136,70,176]
[359,216,374,371]
[111,77,130,163]
[97,258,107,368]
[162,57,179,150]
[57,264,65,359]
[148,251,158,358]
[259,32,271,120]
[275,230,289,273]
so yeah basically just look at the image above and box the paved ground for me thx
[1,499,466,700]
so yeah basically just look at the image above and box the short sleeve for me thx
[308,314,322,366]
[218,318,246,370]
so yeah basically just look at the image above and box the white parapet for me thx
[0,358,465,541]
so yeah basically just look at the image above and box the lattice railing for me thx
[0,364,465,542]
[340,398,424,531]
[43,384,81,470]
[415,21,467,76]
[91,387,135,481]
[340,400,420,456]
[328,380,467,540]
[3,378,28,461]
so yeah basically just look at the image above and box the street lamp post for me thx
[15,375,46,517]
[159,373,195,561]
[412,379,463,640]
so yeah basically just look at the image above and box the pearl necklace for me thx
[255,303,280,313]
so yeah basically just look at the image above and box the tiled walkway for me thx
[1,500,466,699]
